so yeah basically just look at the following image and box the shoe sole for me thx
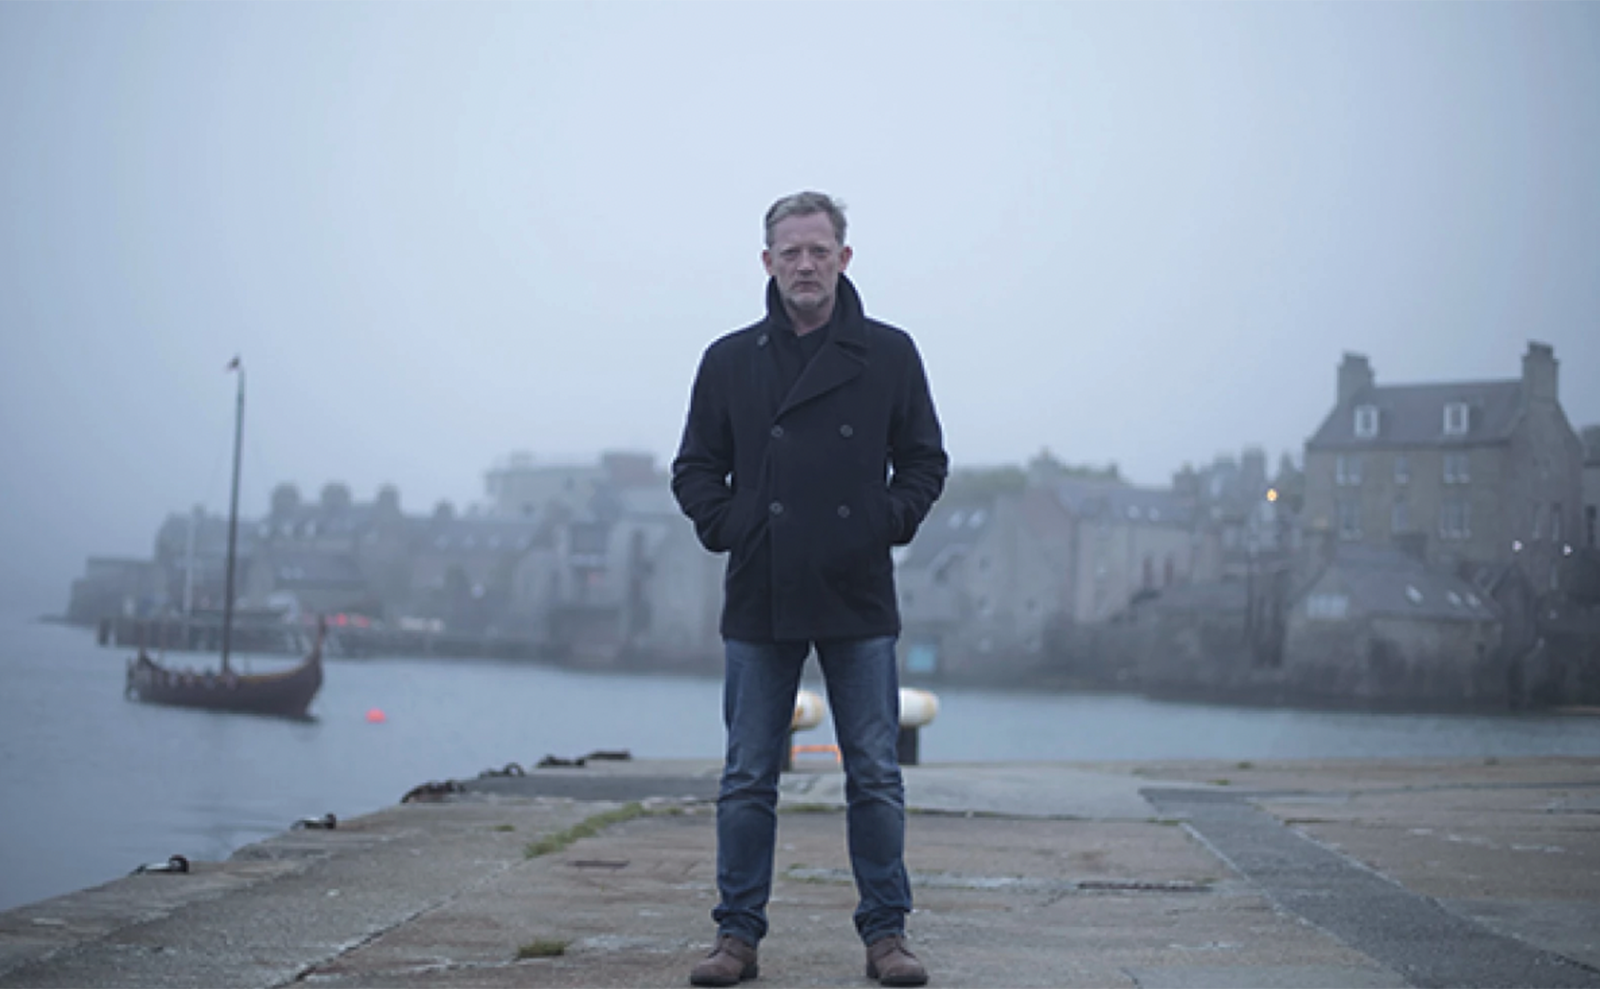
[867,963,928,987]
[689,963,758,986]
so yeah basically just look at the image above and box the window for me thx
[1336,454,1363,486]
[1337,499,1362,540]
[1443,452,1470,484]
[1354,404,1379,438]
[1306,593,1349,620]
[1391,499,1410,534]
[1440,499,1471,540]
[1443,402,1470,435]
[1394,455,1410,484]
[1534,503,1545,539]
[1552,502,1563,543]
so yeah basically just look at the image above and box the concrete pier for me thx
[2,757,1598,988]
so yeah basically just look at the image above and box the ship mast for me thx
[220,358,244,674]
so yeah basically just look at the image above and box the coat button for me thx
[769,501,784,516]
[757,333,769,347]
[837,505,851,518]
[770,425,784,439]
[839,424,854,437]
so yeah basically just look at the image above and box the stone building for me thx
[1282,545,1503,707]
[1584,426,1600,550]
[1048,477,1199,623]
[1303,342,1585,595]
[895,489,1074,682]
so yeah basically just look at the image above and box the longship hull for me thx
[126,635,322,720]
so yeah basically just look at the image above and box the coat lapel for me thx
[772,273,871,420]
[777,338,866,419]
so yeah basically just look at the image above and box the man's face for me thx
[763,212,852,321]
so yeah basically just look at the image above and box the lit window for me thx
[1354,404,1379,438]
[1443,402,1470,435]
[1443,452,1470,484]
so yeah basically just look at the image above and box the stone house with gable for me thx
[1297,342,1590,706]
[1303,342,1584,594]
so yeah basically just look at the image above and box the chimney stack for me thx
[1338,353,1374,406]
[1522,341,1558,404]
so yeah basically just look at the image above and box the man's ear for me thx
[839,245,853,271]
[762,249,775,277]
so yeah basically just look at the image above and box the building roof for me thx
[1305,544,1499,622]
[1307,380,1523,450]
[898,498,995,570]
[1051,478,1194,527]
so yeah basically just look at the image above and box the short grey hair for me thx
[764,191,848,247]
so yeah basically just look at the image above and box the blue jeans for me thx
[713,635,911,946]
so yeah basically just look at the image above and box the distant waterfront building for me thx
[1302,342,1585,594]
[1584,427,1600,550]
[896,489,1074,681]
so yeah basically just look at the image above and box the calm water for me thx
[4,614,1599,913]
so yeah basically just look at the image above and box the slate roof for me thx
[898,498,995,570]
[1305,544,1499,623]
[1307,380,1523,450]
[1051,478,1195,527]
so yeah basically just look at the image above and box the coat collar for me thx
[765,274,871,419]
[763,273,869,351]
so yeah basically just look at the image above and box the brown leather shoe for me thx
[689,933,759,986]
[866,934,928,986]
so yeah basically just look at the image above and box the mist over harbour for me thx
[3,3,1599,619]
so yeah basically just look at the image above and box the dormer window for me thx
[1443,402,1470,436]
[1354,404,1379,438]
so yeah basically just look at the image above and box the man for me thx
[672,191,947,987]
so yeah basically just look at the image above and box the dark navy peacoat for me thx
[671,274,948,643]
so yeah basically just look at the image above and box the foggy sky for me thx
[2,2,1597,617]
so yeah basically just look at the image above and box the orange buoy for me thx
[366,708,387,723]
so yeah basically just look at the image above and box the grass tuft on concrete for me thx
[524,803,649,859]
[516,938,569,959]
